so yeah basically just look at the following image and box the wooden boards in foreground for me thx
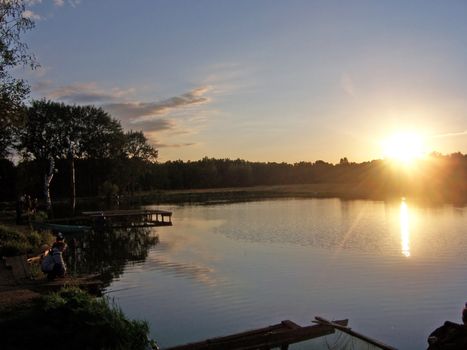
[165,319,341,350]
[165,317,397,350]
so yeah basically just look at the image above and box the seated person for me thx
[41,241,67,280]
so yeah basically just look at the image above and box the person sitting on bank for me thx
[41,241,67,280]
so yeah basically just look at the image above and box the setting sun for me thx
[381,133,426,164]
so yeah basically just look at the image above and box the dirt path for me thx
[0,259,41,311]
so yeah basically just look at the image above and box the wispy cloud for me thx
[153,142,197,148]
[103,86,211,120]
[103,87,211,137]
[431,130,467,138]
[32,81,213,140]
[40,82,135,104]
[67,0,81,8]
[125,118,176,133]
[32,80,53,91]
[22,9,42,20]
[23,0,81,21]
[203,62,257,96]
[340,73,355,97]
[26,0,43,6]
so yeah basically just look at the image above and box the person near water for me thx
[41,240,67,280]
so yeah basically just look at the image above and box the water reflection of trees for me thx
[65,227,159,285]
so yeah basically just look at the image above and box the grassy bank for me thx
[0,224,53,257]
[0,287,153,350]
[0,219,155,350]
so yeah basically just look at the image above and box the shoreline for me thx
[3,182,466,212]
[93,184,466,207]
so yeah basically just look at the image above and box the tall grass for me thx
[0,287,152,350]
[0,225,53,256]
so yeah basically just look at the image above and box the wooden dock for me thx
[165,317,397,350]
[82,209,172,229]
[165,319,341,350]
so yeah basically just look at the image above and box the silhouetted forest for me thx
[1,152,466,205]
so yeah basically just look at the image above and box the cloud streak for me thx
[103,86,210,119]
[22,9,42,20]
[431,130,467,138]
[340,73,355,97]
[154,142,196,148]
[125,118,175,133]
[38,82,211,118]
[32,80,213,149]
[40,82,135,104]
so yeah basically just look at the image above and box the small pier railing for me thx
[82,209,172,229]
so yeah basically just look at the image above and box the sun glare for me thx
[381,133,425,164]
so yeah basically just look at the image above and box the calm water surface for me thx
[102,198,467,349]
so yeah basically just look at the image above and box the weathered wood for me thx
[314,317,397,350]
[82,209,172,217]
[280,320,301,329]
[164,317,397,350]
[165,321,336,350]
[82,209,173,229]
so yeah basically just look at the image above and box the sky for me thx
[19,0,467,163]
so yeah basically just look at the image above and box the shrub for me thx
[0,287,152,350]
[32,210,48,222]
[99,180,119,198]
[0,225,54,256]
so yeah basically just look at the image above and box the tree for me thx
[20,100,125,212]
[20,100,66,211]
[339,157,349,165]
[0,0,37,158]
[107,131,157,195]
[60,104,124,211]
[123,130,158,162]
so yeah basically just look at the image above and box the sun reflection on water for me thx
[400,199,411,257]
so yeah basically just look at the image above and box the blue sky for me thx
[21,0,467,162]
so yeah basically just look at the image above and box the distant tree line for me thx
[1,152,466,205]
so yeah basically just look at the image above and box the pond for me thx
[67,198,467,349]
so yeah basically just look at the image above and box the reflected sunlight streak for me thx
[400,199,411,257]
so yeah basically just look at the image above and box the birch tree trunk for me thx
[69,155,76,214]
[43,157,55,215]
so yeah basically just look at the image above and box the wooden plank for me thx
[104,222,172,228]
[314,317,397,350]
[280,320,301,330]
[166,322,335,350]
[82,209,172,217]
[80,209,173,229]
[182,323,287,345]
